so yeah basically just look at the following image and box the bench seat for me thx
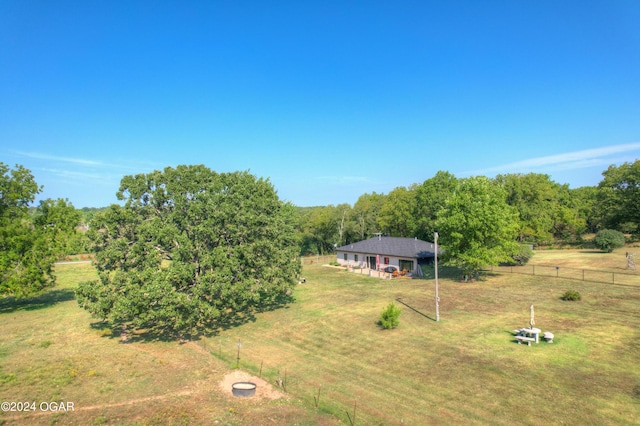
[515,335,536,346]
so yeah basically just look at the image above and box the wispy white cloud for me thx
[462,142,640,177]
[12,150,164,176]
[14,151,104,166]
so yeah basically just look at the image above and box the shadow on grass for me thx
[90,294,296,344]
[395,297,436,322]
[422,265,491,283]
[419,265,464,280]
[0,288,76,314]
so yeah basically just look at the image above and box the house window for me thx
[399,259,414,272]
[354,255,359,262]
[384,257,390,265]
[343,253,347,261]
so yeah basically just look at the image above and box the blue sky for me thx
[1,1,639,208]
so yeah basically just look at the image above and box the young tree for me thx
[76,166,301,336]
[379,302,401,329]
[435,176,520,276]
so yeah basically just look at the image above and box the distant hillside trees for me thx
[352,192,385,241]
[79,207,105,227]
[295,170,603,256]
[76,166,300,337]
[0,163,81,297]
[297,203,362,255]
[34,198,84,256]
[412,171,458,241]
[291,162,640,259]
[298,205,342,255]
[495,173,589,243]
[377,185,417,237]
[596,161,640,234]
[570,186,598,234]
[551,183,589,240]
[496,173,558,244]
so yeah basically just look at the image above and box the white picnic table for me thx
[520,327,541,343]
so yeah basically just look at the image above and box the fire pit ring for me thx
[232,381,257,397]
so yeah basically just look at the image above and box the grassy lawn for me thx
[0,263,331,425]
[1,251,639,425]
[529,247,639,271]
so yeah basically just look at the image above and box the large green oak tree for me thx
[76,165,301,337]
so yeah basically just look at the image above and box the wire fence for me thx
[488,264,640,287]
[300,255,640,287]
[199,338,359,424]
[300,254,335,265]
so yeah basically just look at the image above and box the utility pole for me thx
[435,232,440,322]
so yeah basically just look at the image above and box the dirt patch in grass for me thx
[219,370,287,400]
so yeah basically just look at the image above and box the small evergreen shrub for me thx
[379,302,401,329]
[594,229,626,253]
[561,290,581,301]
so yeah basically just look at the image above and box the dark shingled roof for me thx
[336,237,438,259]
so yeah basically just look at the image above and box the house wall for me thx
[336,251,416,271]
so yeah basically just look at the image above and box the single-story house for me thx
[335,236,441,278]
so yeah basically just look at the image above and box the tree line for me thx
[1,164,81,297]
[3,161,639,287]
[296,163,640,255]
